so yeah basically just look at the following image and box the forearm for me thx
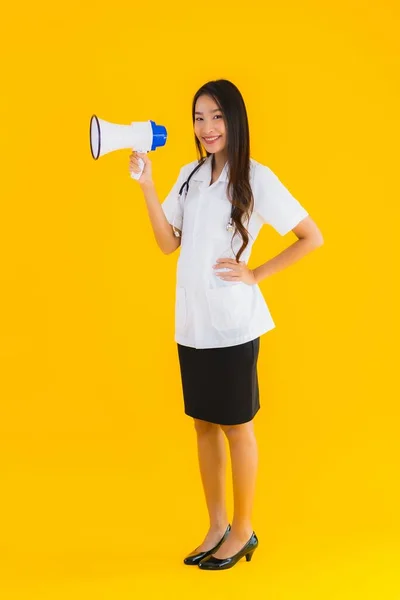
[252,238,321,284]
[139,181,178,254]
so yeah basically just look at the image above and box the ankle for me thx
[230,522,253,537]
[209,520,229,532]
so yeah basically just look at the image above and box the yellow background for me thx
[1,0,399,598]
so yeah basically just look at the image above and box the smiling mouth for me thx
[203,136,221,143]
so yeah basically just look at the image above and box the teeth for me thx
[204,136,220,141]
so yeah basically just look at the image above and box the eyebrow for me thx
[194,109,222,115]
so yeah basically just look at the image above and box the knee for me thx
[193,418,220,435]
[220,420,255,439]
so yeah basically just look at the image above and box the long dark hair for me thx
[191,79,254,263]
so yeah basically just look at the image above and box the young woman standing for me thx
[129,79,323,571]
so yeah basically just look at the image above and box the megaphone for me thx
[89,115,167,180]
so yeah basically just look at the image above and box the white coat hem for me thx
[174,325,276,350]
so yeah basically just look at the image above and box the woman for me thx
[129,79,323,571]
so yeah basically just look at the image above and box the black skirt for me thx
[176,337,260,426]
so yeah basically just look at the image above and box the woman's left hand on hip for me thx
[212,258,257,285]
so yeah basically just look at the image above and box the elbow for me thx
[312,237,324,250]
[315,225,324,246]
[299,234,324,248]
[161,244,175,255]
[309,230,324,247]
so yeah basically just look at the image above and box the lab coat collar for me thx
[191,154,229,183]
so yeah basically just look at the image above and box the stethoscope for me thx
[172,158,235,237]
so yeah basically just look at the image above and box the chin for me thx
[204,143,225,153]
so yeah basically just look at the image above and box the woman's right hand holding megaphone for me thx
[129,151,153,186]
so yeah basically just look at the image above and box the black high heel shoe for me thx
[198,531,258,570]
[183,524,231,566]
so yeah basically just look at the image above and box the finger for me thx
[217,270,240,275]
[215,262,237,270]
[216,275,241,280]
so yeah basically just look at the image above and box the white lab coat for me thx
[161,155,308,349]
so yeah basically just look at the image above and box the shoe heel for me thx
[246,548,256,562]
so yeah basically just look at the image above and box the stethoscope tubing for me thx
[177,158,234,232]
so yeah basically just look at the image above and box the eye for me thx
[195,115,223,121]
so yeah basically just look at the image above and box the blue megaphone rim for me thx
[150,120,167,151]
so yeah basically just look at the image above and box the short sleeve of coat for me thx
[254,164,309,236]
[161,164,192,231]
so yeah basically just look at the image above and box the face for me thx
[194,95,227,155]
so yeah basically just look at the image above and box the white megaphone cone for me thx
[89,115,168,180]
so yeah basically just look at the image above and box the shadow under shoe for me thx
[183,524,232,566]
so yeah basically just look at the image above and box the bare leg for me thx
[211,420,258,558]
[188,418,230,553]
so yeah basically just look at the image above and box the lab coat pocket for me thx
[206,284,251,331]
[175,286,187,331]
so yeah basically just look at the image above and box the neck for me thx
[211,152,227,172]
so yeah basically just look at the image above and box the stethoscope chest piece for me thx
[226,218,234,232]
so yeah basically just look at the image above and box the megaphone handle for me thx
[131,149,147,180]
